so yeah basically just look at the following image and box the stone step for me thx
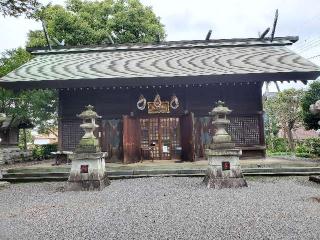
[1,169,320,182]
[3,172,69,178]
[6,167,71,174]
[244,167,320,173]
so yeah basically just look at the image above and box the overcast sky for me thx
[0,0,319,91]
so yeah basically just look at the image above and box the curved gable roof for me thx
[1,37,319,89]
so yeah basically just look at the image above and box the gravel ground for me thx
[0,177,320,240]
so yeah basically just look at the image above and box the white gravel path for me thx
[0,177,320,240]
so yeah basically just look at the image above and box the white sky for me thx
[0,0,319,91]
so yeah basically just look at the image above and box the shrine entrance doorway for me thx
[140,117,181,160]
[122,113,195,163]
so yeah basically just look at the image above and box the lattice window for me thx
[228,116,260,146]
[194,115,261,151]
[61,120,83,150]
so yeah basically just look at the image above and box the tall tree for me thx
[0,0,40,17]
[264,89,303,151]
[27,0,166,47]
[301,80,320,130]
[0,48,32,77]
[0,48,58,136]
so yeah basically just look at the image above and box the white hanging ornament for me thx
[137,94,146,110]
[170,94,179,109]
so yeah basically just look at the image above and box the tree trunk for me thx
[287,121,295,152]
[23,128,27,151]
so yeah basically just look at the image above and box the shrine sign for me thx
[147,101,170,114]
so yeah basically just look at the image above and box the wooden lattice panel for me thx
[61,120,83,150]
[169,118,181,159]
[194,115,261,157]
[228,116,260,146]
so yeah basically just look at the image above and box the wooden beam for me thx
[259,28,270,40]
[270,9,279,42]
[205,30,212,41]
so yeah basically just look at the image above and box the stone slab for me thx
[67,175,110,191]
[205,148,242,156]
[203,177,248,189]
[309,175,320,184]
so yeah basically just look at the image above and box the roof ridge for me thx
[28,36,299,55]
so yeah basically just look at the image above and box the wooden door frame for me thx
[139,116,181,160]
[123,115,141,164]
[180,112,195,161]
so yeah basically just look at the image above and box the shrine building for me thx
[1,36,319,163]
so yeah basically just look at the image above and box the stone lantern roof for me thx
[77,105,101,119]
[209,101,232,116]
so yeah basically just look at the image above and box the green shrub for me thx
[32,144,58,159]
[304,138,320,156]
[266,137,289,153]
[32,145,44,159]
[42,144,58,157]
[295,152,314,158]
[295,143,311,154]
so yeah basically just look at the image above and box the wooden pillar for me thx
[58,90,63,150]
[258,82,266,157]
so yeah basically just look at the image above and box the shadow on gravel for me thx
[309,197,320,203]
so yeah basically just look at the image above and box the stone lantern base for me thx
[204,149,247,189]
[67,152,110,191]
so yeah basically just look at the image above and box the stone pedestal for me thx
[67,152,110,191]
[204,149,247,189]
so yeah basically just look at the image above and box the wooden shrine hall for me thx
[1,36,320,163]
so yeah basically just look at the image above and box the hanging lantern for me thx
[154,94,162,108]
[137,94,146,110]
[170,94,179,109]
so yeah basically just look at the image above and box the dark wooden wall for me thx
[60,83,262,117]
[58,82,264,158]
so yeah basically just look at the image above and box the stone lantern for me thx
[68,105,110,191]
[76,105,101,152]
[204,101,247,189]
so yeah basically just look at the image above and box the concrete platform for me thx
[1,157,320,182]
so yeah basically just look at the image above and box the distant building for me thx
[0,115,33,147]
[278,127,319,140]
[33,133,58,145]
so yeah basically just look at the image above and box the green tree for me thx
[0,48,32,77]
[0,49,58,139]
[0,0,40,18]
[301,80,320,130]
[27,0,165,47]
[264,89,303,151]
